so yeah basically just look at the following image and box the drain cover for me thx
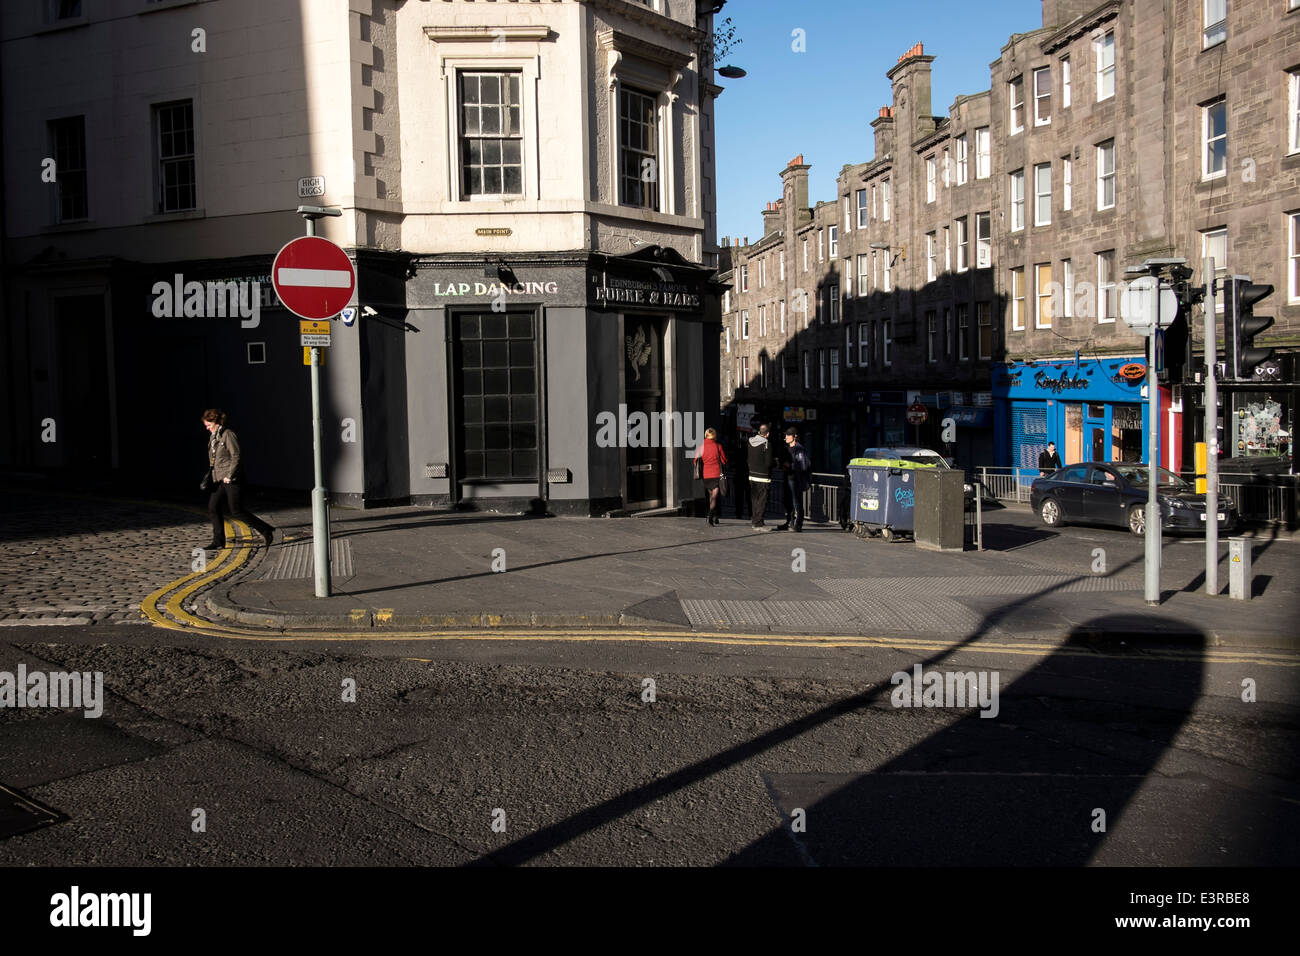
[0,784,62,839]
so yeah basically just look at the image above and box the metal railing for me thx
[976,466,1047,504]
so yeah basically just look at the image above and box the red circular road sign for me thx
[271,236,356,320]
[906,402,929,426]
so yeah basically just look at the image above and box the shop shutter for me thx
[1011,402,1048,470]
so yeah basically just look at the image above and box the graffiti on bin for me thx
[894,487,915,508]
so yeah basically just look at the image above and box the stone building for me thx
[1,0,727,514]
[721,0,1300,475]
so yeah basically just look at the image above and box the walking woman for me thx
[695,427,728,526]
[202,408,276,549]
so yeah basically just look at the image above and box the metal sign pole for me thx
[1145,321,1161,605]
[1203,256,1219,596]
[304,213,331,598]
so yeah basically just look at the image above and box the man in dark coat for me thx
[1037,442,1063,476]
[747,424,774,530]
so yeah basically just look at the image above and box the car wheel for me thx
[1040,497,1063,527]
[1128,504,1146,536]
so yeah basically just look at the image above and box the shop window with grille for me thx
[455,311,538,481]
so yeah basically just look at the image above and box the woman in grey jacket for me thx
[202,408,276,550]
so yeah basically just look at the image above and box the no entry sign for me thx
[271,236,356,320]
[906,402,929,425]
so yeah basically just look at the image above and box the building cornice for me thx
[1040,0,1122,55]
[581,0,705,44]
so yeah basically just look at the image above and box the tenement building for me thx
[721,0,1300,476]
[1,0,727,514]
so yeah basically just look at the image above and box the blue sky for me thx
[714,0,1043,241]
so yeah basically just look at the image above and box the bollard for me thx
[1228,537,1251,600]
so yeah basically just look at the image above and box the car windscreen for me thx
[1114,465,1191,489]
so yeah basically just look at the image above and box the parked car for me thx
[1031,461,1239,535]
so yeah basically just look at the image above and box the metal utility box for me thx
[914,469,967,551]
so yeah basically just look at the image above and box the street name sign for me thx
[272,236,356,320]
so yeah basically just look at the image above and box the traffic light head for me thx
[1226,277,1274,380]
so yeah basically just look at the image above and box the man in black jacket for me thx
[1037,442,1063,476]
[747,424,774,530]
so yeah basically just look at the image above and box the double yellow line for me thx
[137,533,1299,667]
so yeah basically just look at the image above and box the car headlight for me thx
[1166,498,1189,510]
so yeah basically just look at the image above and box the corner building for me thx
[1,0,727,515]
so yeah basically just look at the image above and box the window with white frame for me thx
[1289,212,1300,302]
[1097,140,1116,209]
[956,217,969,271]
[819,349,826,389]
[1290,70,1300,154]
[781,359,787,390]
[803,238,809,270]
[619,85,659,209]
[1010,169,1025,231]
[758,258,766,289]
[1034,162,1052,226]
[1203,98,1227,179]
[740,264,748,292]
[957,304,970,361]
[829,225,838,257]
[780,299,786,333]
[1011,266,1026,330]
[871,184,878,218]
[153,99,196,212]
[741,355,749,386]
[858,323,870,366]
[722,290,731,313]
[943,225,951,272]
[1062,156,1072,210]
[956,134,968,184]
[857,189,868,226]
[977,302,992,359]
[780,249,785,279]
[1009,75,1025,133]
[459,72,523,199]
[883,250,892,291]
[49,116,88,222]
[927,232,937,281]
[1202,227,1227,311]
[857,254,869,294]
[1204,0,1226,48]
[1097,250,1116,322]
[830,348,840,388]
[1034,67,1052,125]
[845,326,854,368]
[942,148,951,188]
[927,155,937,202]
[926,311,938,362]
[759,303,767,337]
[1095,30,1115,101]
[1035,262,1053,328]
[845,259,853,297]
[829,284,840,323]
[882,178,891,220]
[818,230,824,262]
[1061,55,1071,108]
[975,127,991,179]
[882,319,893,366]
[976,211,992,267]
[844,195,852,232]
[742,309,750,338]
[803,351,810,389]
[1062,258,1074,318]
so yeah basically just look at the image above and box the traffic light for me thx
[1225,277,1274,381]
[1166,267,1203,382]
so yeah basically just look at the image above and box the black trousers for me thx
[208,482,274,544]
[749,479,771,526]
[783,476,805,529]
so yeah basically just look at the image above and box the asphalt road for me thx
[1,621,1296,866]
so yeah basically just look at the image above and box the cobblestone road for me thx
[0,491,219,626]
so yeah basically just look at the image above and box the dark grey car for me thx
[1030,462,1239,535]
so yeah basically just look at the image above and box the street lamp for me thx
[717,65,746,78]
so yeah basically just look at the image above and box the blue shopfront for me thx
[993,357,1152,471]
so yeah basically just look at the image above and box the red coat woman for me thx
[694,428,728,526]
